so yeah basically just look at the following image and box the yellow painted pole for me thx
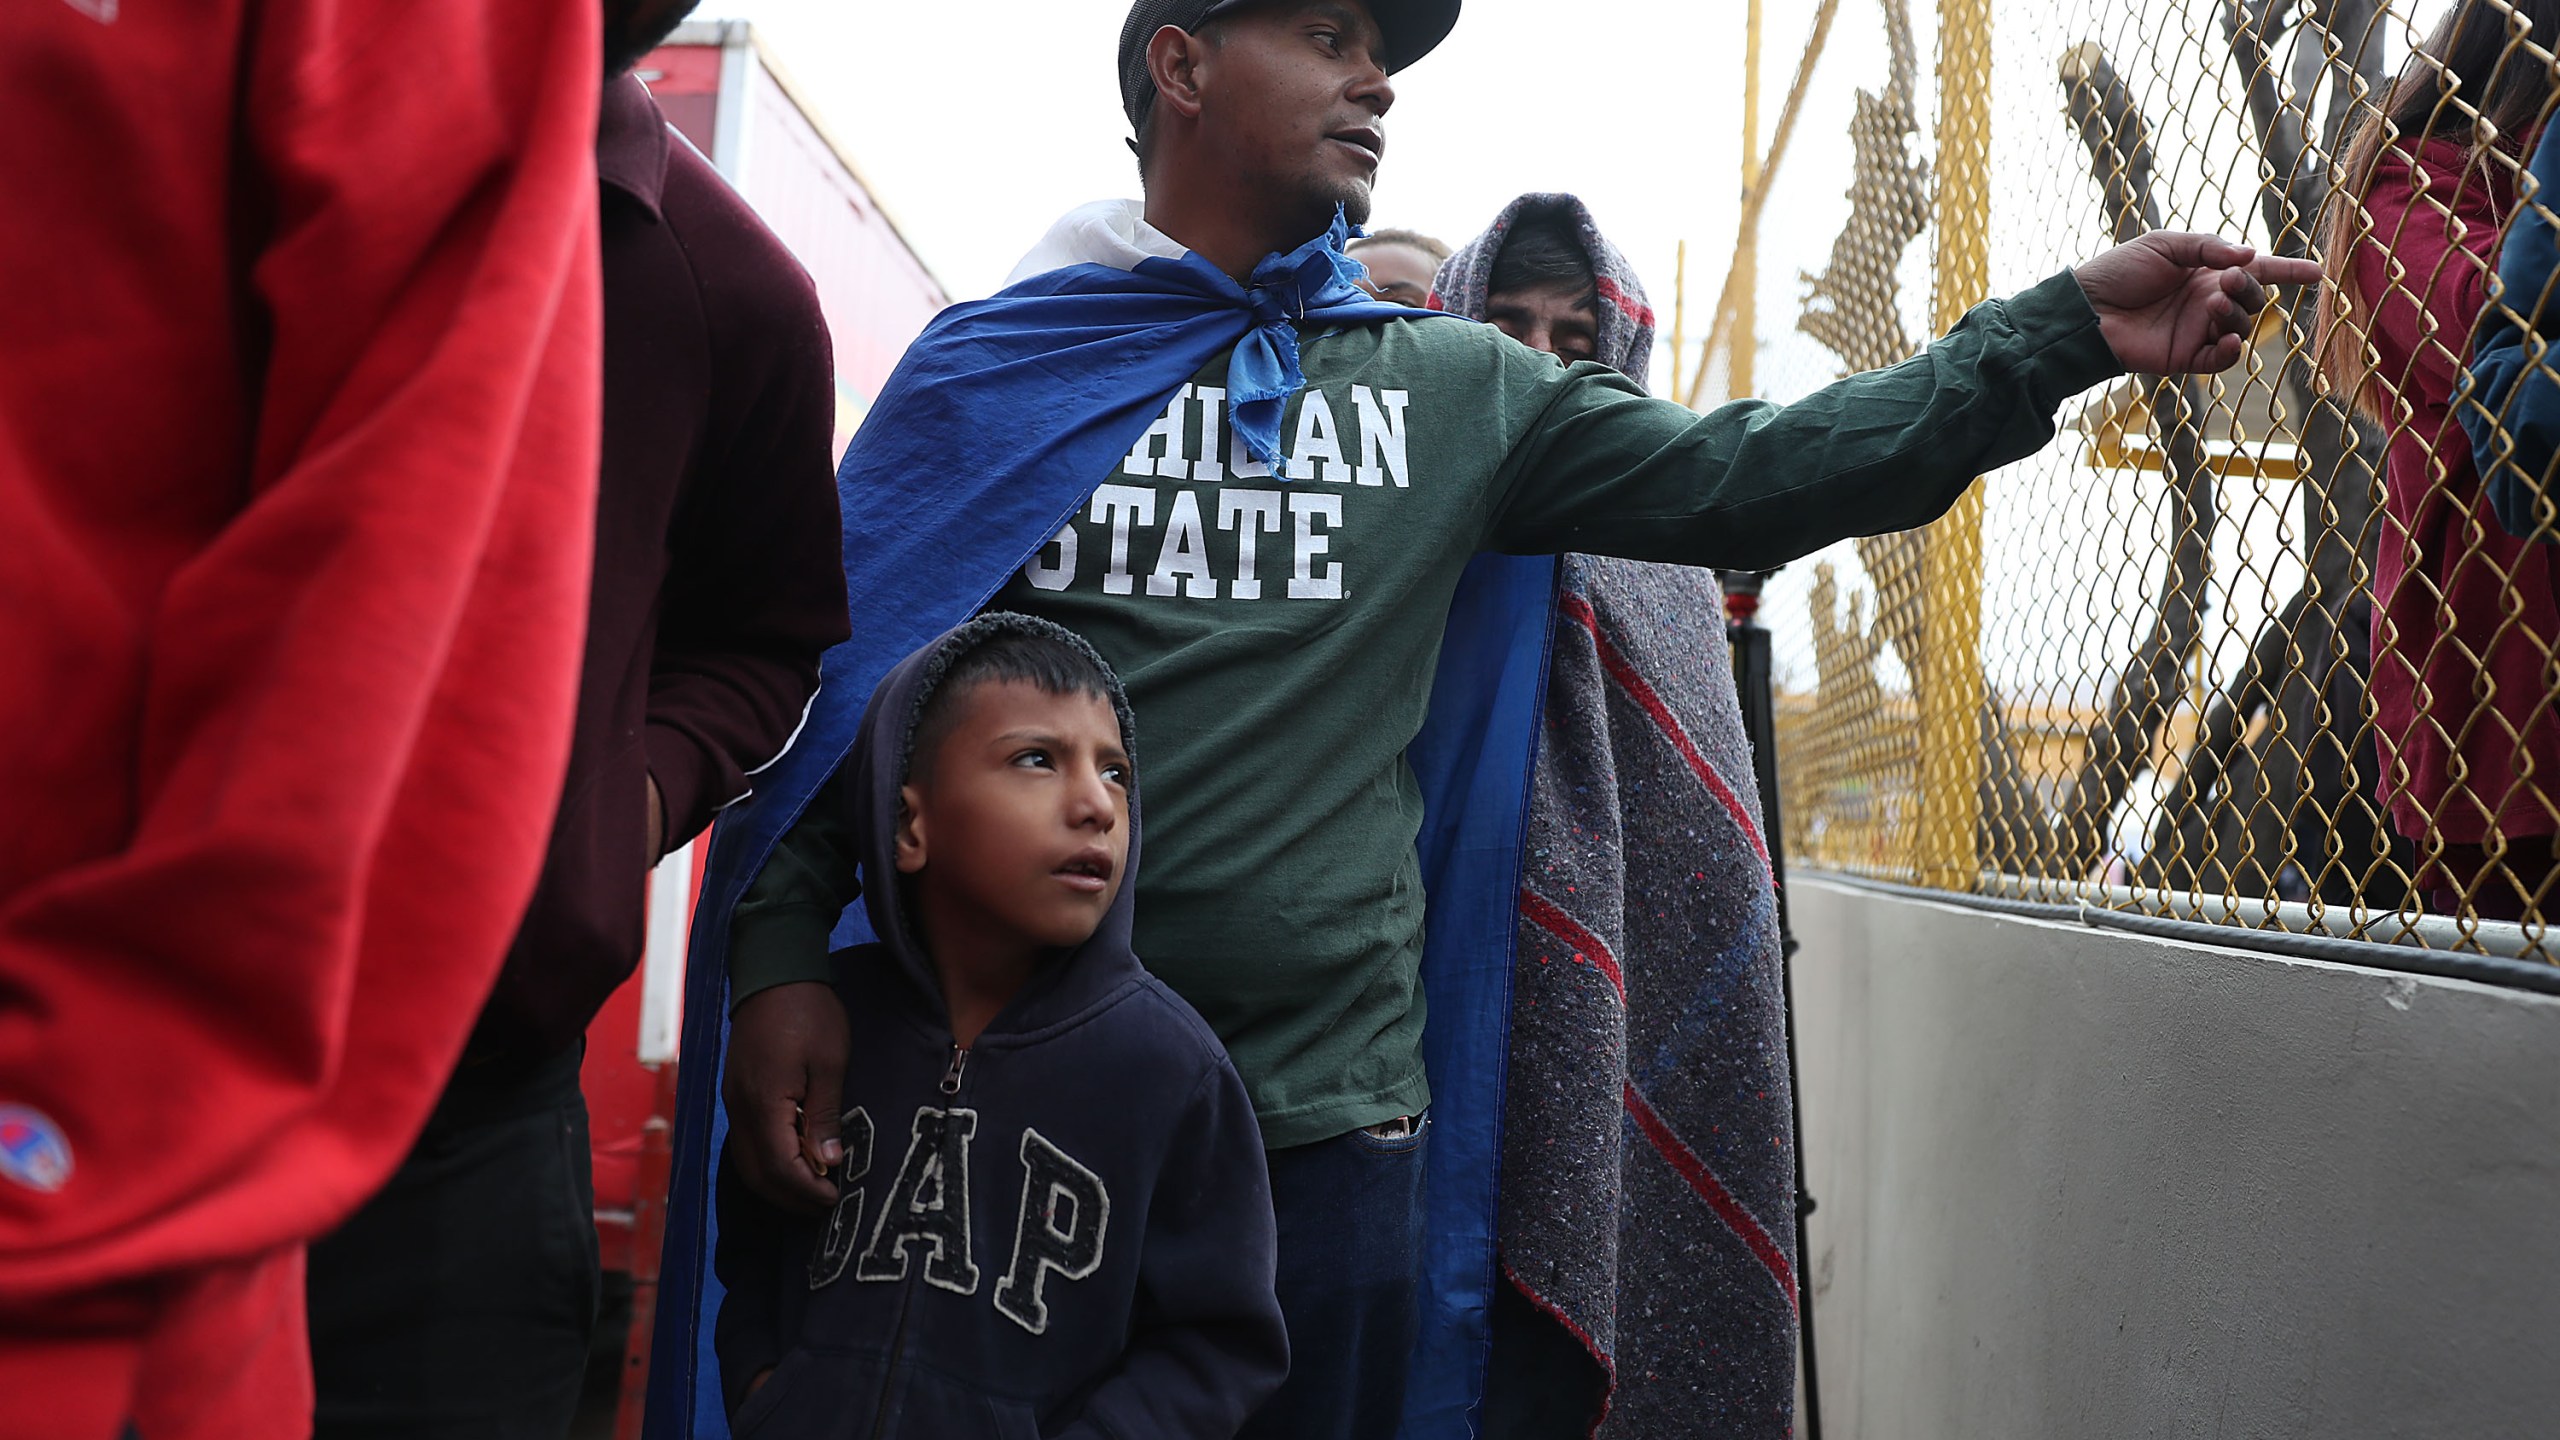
[1669,239,1689,400]
[1682,0,1843,408]
[1915,0,1992,888]
[1733,0,1763,400]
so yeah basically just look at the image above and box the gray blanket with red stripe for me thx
[1440,196,1800,1438]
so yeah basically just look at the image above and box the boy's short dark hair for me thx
[1488,201,1593,297]
[906,621,1127,784]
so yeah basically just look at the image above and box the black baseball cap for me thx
[1117,0,1462,135]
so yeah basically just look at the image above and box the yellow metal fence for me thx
[1694,0,2560,956]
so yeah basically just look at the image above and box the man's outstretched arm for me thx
[1488,233,2318,566]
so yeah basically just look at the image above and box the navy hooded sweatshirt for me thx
[713,614,1288,1439]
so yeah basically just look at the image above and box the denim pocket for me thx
[1349,1110,1431,1156]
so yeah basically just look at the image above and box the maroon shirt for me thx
[476,74,849,1059]
[2358,138,2560,857]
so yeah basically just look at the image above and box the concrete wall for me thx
[1790,877,2560,1439]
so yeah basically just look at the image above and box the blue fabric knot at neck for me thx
[1212,210,1381,469]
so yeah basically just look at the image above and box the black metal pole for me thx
[1718,569,1820,1440]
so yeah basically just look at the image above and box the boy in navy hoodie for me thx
[714,614,1288,1438]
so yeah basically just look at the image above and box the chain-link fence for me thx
[1688,0,2560,957]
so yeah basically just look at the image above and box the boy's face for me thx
[896,680,1133,952]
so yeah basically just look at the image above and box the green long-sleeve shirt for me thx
[732,270,2117,1148]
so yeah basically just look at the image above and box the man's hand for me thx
[2074,232,2324,375]
[645,774,665,864]
[723,981,851,1212]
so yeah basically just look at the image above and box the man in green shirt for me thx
[719,1,2317,1432]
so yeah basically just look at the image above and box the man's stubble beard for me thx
[1317,164,1376,230]
[1262,166,1375,240]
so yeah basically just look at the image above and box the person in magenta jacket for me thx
[2316,0,2560,919]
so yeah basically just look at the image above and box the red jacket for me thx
[2359,138,2560,847]
[0,1,600,1431]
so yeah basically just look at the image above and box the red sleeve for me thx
[0,0,601,1330]
[2355,143,2507,406]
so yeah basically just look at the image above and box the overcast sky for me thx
[699,0,1898,398]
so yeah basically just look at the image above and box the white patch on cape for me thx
[1006,199,1188,286]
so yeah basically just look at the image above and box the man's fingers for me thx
[737,1086,837,1211]
[2219,267,2269,316]
[2144,230,2254,270]
[724,981,851,1211]
[802,1066,848,1173]
[2242,252,2324,288]
[750,1095,824,1203]
[2140,230,2318,292]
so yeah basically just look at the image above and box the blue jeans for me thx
[1239,1113,1430,1440]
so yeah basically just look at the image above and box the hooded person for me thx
[711,613,1287,1439]
[1439,195,1799,1436]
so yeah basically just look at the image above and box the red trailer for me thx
[578,22,948,1434]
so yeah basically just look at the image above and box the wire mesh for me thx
[1702,0,2560,957]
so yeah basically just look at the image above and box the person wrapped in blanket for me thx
[1433,195,1797,1436]
[714,615,1287,1438]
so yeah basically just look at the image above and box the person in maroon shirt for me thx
[2316,0,2560,919]
[302,10,852,1435]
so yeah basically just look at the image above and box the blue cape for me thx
[645,218,1559,1438]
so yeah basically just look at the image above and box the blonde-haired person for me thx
[1346,226,1450,306]
[2317,0,2560,918]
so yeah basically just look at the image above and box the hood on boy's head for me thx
[1435,192,1658,386]
[843,613,1142,992]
